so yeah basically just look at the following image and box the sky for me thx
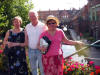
[31,0,88,11]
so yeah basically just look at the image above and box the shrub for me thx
[0,45,9,72]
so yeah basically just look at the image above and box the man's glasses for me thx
[47,22,56,25]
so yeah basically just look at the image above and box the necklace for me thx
[13,28,22,33]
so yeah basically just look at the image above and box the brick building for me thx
[38,9,79,26]
[71,5,89,35]
[71,0,100,40]
[88,0,100,40]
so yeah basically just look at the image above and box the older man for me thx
[25,10,47,75]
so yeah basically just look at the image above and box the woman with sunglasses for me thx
[38,15,84,75]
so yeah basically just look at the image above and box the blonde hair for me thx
[12,16,22,24]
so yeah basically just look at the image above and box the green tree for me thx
[0,0,33,38]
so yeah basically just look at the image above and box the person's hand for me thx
[7,42,13,48]
[7,42,19,48]
[76,41,85,46]
[39,46,47,52]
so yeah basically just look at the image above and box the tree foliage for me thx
[0,0,33,38]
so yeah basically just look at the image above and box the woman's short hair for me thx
[12,16,22,24]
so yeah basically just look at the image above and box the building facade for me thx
[38,9,79,26]
[71,0,100,40]
[88,0,100,40]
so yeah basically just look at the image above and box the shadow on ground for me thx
[0,70,9,75]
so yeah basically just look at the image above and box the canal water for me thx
[62,29,100,65]
[62,45,76,58]
[62,44,89,64]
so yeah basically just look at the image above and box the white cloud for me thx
[31,0,88,11]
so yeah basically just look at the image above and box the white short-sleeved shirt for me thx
[25,21,47,49]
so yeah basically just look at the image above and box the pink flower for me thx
[75,62,79,65]
[80,64,84,66]
[89,61,94,65]
[69,57,72,59]
[0,50,3,54]
[71,64,75,68]
[87,64,90,67]
[75,66,79,69]
[68,60,72,63]
[67,64,71,66]
[64,71,67,74]
[95,66,100,69]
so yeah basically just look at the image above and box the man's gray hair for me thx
[29,9,38,16]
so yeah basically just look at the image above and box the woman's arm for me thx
[3,30,17,48]
[3,29,28,48]
[3,30,10,48]
[62,34,84,45]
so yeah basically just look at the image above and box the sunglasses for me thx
[47,22,56,25]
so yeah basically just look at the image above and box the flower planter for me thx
[63,57,96,75]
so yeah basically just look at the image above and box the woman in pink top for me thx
[38,15,84,75]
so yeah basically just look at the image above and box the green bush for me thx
[87,37,96,42]
[0,54,9,72]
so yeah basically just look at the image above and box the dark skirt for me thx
[8,46,28,75]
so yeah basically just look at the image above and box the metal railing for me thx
[64,40,100,59]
